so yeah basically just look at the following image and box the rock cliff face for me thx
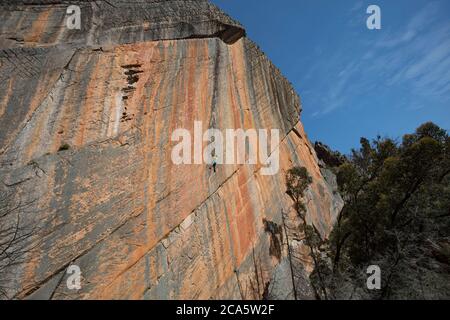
[0,0,342,299]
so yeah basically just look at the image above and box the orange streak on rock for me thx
[0,78,13,118]
[24,9,52,43]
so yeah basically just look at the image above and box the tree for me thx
[0,187,39,299]
[234,244,274,300]
[321,122,450,299]
[285,166,330,299]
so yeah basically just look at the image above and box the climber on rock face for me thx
[212,155,218,173]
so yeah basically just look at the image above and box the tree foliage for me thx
[285,166,330,299]
[319,122,450,299]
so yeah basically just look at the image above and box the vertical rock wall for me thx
[0,0,342,299]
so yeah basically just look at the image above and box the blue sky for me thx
[211,0,450,153]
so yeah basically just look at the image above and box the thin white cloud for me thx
[384,22,450,101]
[407,1,440,31]
[350,1,364,13]
[375,30,416,48]
[375,2,440,49]
[305,1,450,117]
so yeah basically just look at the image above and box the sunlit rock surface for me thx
[0,0,343,299]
